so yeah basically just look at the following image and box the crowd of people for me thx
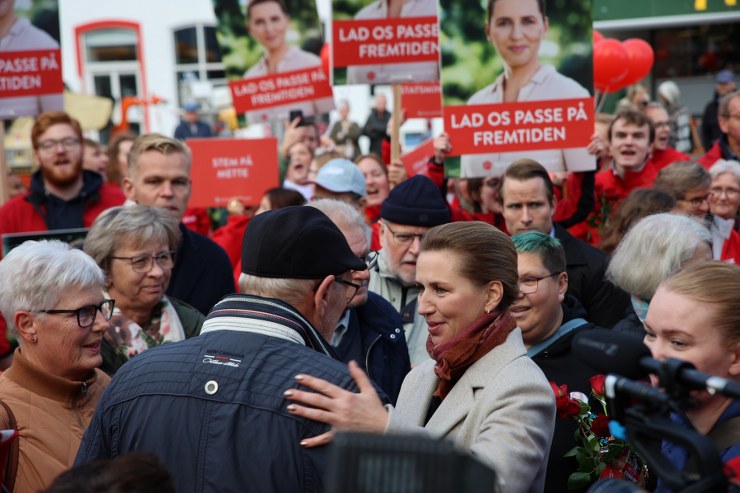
[0,10,739,491]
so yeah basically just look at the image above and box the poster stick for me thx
[390,84,402,163]
[0,124,8,205]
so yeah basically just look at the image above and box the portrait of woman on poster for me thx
[461,0,593,178]
[345,0,440,85]
[242,0,333,122]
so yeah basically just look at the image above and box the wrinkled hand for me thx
[284,361,389,448]
[388,160,407,187]
[433,132,451,163]
[226,198,245,216]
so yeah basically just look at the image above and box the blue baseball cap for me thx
[312,159,366,197]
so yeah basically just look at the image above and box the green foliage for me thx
[333,0,372,19]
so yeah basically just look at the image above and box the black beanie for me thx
[380,175,451,226]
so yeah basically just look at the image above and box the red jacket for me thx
[698,141,724,169]
[649,147,690,171]
[0,181,124,236]
[721,229,740,265]
[211,215,250,268]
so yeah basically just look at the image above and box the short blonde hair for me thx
[128,133,191,180]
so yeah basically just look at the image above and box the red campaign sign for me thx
[0,49,63,98]
[401,82,441,119]
[333,17,438,67]
[400,138,435,178]
[443,98,594,156]
[229,66,333,114]
[188,138,280,209]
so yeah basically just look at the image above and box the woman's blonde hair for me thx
[661,261,740,346]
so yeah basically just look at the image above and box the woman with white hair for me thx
[607,213,712,334]
[657,81,694,154]
[708,159,740,263]
[0,241,113,493]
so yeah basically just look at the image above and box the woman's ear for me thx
[484,280,504,313]
[557,272,568,301]
[14,311,37,344]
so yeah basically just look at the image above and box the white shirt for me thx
[0,17,64,118]
[243,46,334,124]
[460,65,594,177]
[346,0,439,85]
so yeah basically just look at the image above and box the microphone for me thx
[573,329,740,399]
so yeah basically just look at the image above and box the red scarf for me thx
[426,308,516,399]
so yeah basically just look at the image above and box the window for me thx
[174,25,226,107]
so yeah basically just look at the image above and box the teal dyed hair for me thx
[512,231,565,275]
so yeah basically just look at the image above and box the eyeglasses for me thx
[334,278,360,304]
[36,138,81,153]
[484,177,501,188]
[36,299,115,329]
[360,251,379,270]
[384,223,425,246]
[723,114,740,122]
[710,187,740,199]
[110,251,176,273]
[678,194,711,208]
[653,121,670,129]
[518,273,561,294]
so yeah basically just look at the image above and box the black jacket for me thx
[167,224,236,315]
[701,92,721,150]
[76,294,360,493]
[554,224,630,328]
[335,292,411,404]
[532,296,601,493]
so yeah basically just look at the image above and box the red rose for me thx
[592,414,611,438]
[550,382,567,398]
[590,374,606,398]
[557,396,582,419]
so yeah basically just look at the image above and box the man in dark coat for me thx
[174,102,213,140]
[123,133,234,314]
[362,93,391,157]
[311,199,411,404]
[499,159,630,328]
[76,206,370,492]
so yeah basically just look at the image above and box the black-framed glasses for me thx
[36,138,81,153]
[111,251,176,273]
[360,251,379,270]
[677,194,711,208]
[334,278,360,305]
[36,299,115,328]
[384,223,425,246]
[518,273,561,294]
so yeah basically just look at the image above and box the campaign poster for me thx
[212,0,334,125]
[188,137,280,208]
[401,81,442,119]
[400,137,434,177]
[0,0,63,119]
[332,0,440,85]
[440,0,595,178]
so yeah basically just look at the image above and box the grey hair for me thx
[606,213,712,301]
[0,241,104,336]
[308,199,366,233]
[84,205,181,272]
[709,159,740,183]
[238,274,315,307]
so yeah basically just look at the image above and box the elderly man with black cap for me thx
[369,175,451,365]
[75,206,368,492]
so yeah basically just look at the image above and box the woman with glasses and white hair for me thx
[708,159,740,263]
[84,205,204,375]
[0,240,113,493]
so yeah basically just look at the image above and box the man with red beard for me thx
[646,103,690,171]
[0,112,124,236]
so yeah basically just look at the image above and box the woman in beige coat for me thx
[285,222,556,493]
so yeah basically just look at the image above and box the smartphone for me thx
[289,110,303,124]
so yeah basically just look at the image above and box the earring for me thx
[30,335,37,342]
[485,308,491,314]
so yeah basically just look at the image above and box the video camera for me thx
[574,330,740,493]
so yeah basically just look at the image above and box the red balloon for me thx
[620,38,654,86]
[320,43,331,76]
[593,39,628,93]
[593,30,603,44]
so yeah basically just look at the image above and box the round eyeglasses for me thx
[518,273,561,295]
[111,252,176,273]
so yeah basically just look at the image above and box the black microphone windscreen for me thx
[572,329,651,379]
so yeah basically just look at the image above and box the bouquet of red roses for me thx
[551,375,645,490]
